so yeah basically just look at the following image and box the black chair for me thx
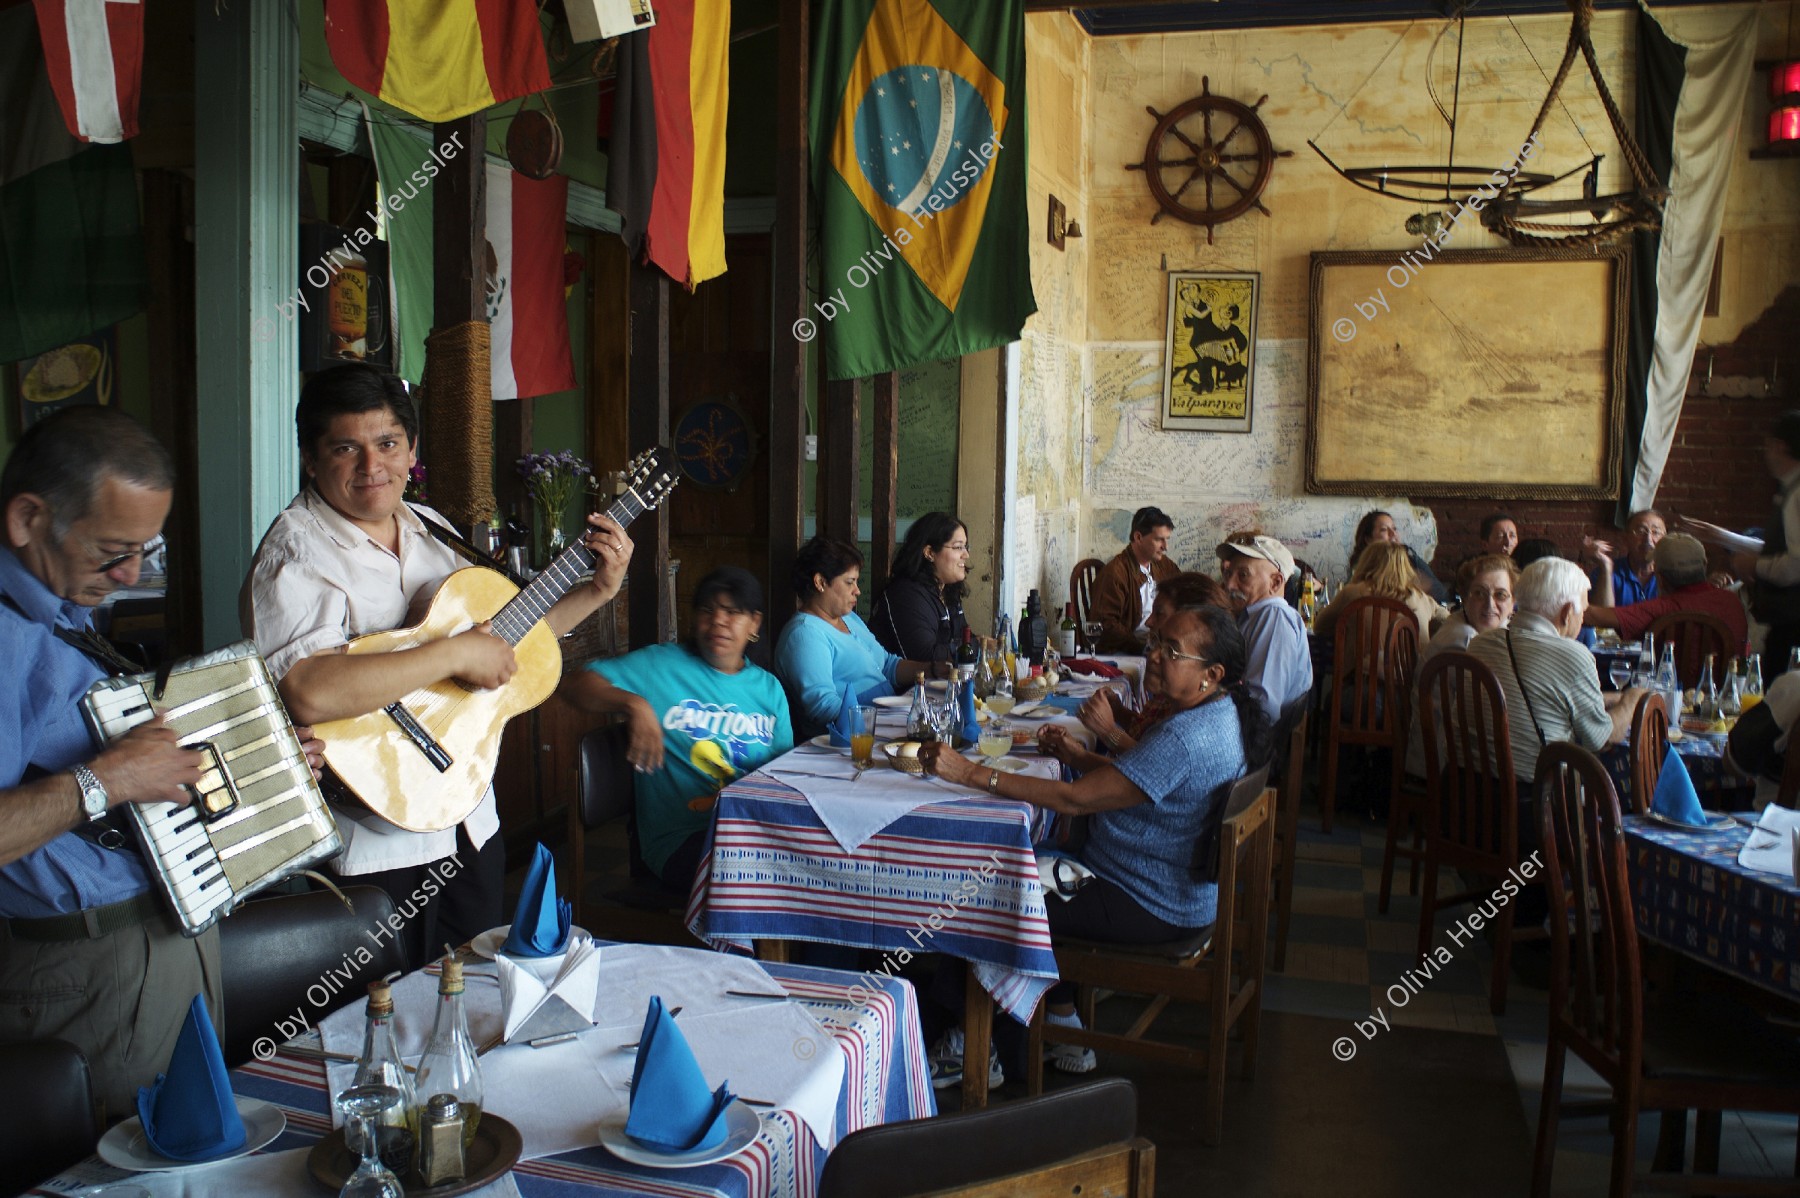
[818,1078,1153,1198]
[572,724,692,942]
[0,1037,99,1191]
[218,885,406,1068]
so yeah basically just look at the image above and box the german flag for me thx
[607,0,729,290]
[323,0,551,124]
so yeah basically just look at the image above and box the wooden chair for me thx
[570,724,693,944]
[0,1038,98,1189]
[1026,769,1274,1146]
[1070,557,1104,653]
[1377,617,1427,912]
[1644,610,1737,690]
[1319,595,1419,833]
[818,1078,1154,1198]
[1414,650,1545,1016]
[1270,708,1308,973]
[1625,691,1670,815]
[1529,742,1800,1198]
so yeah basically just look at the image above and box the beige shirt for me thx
[240,488,499,875]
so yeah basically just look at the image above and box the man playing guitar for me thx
[240,364,632,966]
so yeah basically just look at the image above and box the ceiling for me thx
[1043,0,1739,36]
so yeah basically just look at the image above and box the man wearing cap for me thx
[1218,534,1313,724]
[1090,506,1181,654]
[1584,533,1748,653]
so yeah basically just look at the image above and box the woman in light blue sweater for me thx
[774,537,947,741]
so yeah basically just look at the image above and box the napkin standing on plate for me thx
[1650,748,1706,826]
[136,994,247,1161]
[625,996,734,1153]
[502,842,572,957]
[1737,805,1800,878]
[497,939,601,1042]
[828,685,863,747]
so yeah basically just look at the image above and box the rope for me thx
[421,320,496,528]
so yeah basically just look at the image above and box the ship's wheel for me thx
[1126,77,1292,244]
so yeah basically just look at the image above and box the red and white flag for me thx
[485,163,575,401]
[32,0,143,144]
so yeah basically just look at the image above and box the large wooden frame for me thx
[1305,245,1629,499]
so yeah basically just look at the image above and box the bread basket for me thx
[882,742,928,775]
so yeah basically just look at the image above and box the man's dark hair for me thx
[888,511,968,603]
[1775,410,1800,461]
[792,536,864,601]
[296,364,419,459]
[1130,506,1174,539]
[1513,537,1564,569]
[0,406,174,538]
[1479,511,1516,540]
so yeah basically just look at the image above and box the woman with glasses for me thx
[1403,554,1519,780]
[559,567,792,895]
[921,603,1269,1073]
[870,512,971,664]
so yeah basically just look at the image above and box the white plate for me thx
[1009,704,1058,720]
[808,733,866,753]
[470,924,595,960]
[1643,809,1735,832]
[983,756,1031,774]
[98,1095,285,1172]
[871,695,912,709]
[597,1100,761,1169]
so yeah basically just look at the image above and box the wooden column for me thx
[143,169,201,657]
[870,372,899,595]
[628,260,672,646]
[767,0,809,642]
[818,377,861,546]
[428,114,499,530]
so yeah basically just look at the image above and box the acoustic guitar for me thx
[314,448,677,832]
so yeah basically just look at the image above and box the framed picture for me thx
[1162,271,1258,433]
[1306,245,1628,499]
[15,326,116,428]
[297,223,393,373]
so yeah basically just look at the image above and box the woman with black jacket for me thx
[871,512,970,664]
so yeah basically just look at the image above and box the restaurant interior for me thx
[3,0,1800,1194]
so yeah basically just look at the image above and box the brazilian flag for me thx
[810,0,1035,380]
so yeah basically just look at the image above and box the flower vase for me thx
[535,514,568,570]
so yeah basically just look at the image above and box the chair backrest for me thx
[1386,613,1422,744]
[1070,558,1104,653]
[1195,765,1270,882]
[1626,691,1669,815]
[578,722,633,829]
[1330,595,1419,737]
[1644,610,1736,690]
[1273,710,1308,887]
[817,1078,1150,1198]
[1533,742,1640,1085]
[1416,650,1518,867]
[218,885,406,1068]
[0,1037,97,1188]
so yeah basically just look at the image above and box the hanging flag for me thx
[0,5,145,363]
[31,0,144,144]
[606,0,729,289]
[485,160,576,400]
[323,0,551,123]
[810,0,1035,380]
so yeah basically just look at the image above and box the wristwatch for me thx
[73,764,109,821]
[987,769,1002,793]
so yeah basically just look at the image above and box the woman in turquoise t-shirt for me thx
[560,566,792,893]
[773,537,946,742]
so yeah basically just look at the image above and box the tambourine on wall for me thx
[297,222,393,374]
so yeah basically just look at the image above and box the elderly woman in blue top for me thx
[560,566,792,895]
[774,536,947,742]
[921,603,1268,1071]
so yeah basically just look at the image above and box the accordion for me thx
[79,641,342,937]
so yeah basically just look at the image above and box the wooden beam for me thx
[767,0,809,643]
[870,371,899,596]
[818,377,861,546]
[627,260,672,647]
[432,116,487,325]
[142,169,201,658]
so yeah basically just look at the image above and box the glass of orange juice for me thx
[852,706,878,768]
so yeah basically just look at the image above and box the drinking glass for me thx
[1084,623,1105,651]
[851,706,877,768]
[986,691,1016,718]
[977,723,1012,762]
[337,1085,405,1198]
[1608,661,1632,691]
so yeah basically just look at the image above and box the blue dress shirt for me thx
[1239,596,1314,724]
[1610,562,1659,607]
[0,547,152,918]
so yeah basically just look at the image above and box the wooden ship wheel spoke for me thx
[1126,76,1293,244]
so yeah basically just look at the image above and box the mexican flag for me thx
[0,4,144,364]
[810,0,1036,379]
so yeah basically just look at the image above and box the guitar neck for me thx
[489,491,649,647]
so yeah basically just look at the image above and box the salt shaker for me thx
[416,1094,467,1186]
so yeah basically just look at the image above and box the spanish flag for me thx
[811,0,1035,379]
[606,0,729,289]
[323,0,551,124]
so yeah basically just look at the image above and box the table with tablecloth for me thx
[1624,814,1800,1003]
[1600,734,1758,812]
[30,952,934,1198]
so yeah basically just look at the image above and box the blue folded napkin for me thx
[625,995,735,1153]
[1650,747,1706,826]
[136,995,246,1162]
[959,680,981,745]
[501,842,572,957]
[828,684,863,747]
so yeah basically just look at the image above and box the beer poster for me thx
[298,223,392,373]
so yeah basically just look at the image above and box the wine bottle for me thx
[1058,603,1077,657]
[955,626,978,670]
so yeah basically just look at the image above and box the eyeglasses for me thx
[90,535,164,575]
[1144,635,1209,664]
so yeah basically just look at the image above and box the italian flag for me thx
[323,0,551,124]
[31,0,144,144]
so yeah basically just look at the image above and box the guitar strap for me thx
[407,503,532,590]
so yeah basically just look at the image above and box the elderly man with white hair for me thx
[1218,534,1312,725]
[1466,557,1645,785]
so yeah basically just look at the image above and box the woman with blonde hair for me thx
[1313,540,1447,638]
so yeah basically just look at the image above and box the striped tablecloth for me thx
[1625,815,1800,1003]
[687,773,1059,1024]
[30,958,933,1198]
